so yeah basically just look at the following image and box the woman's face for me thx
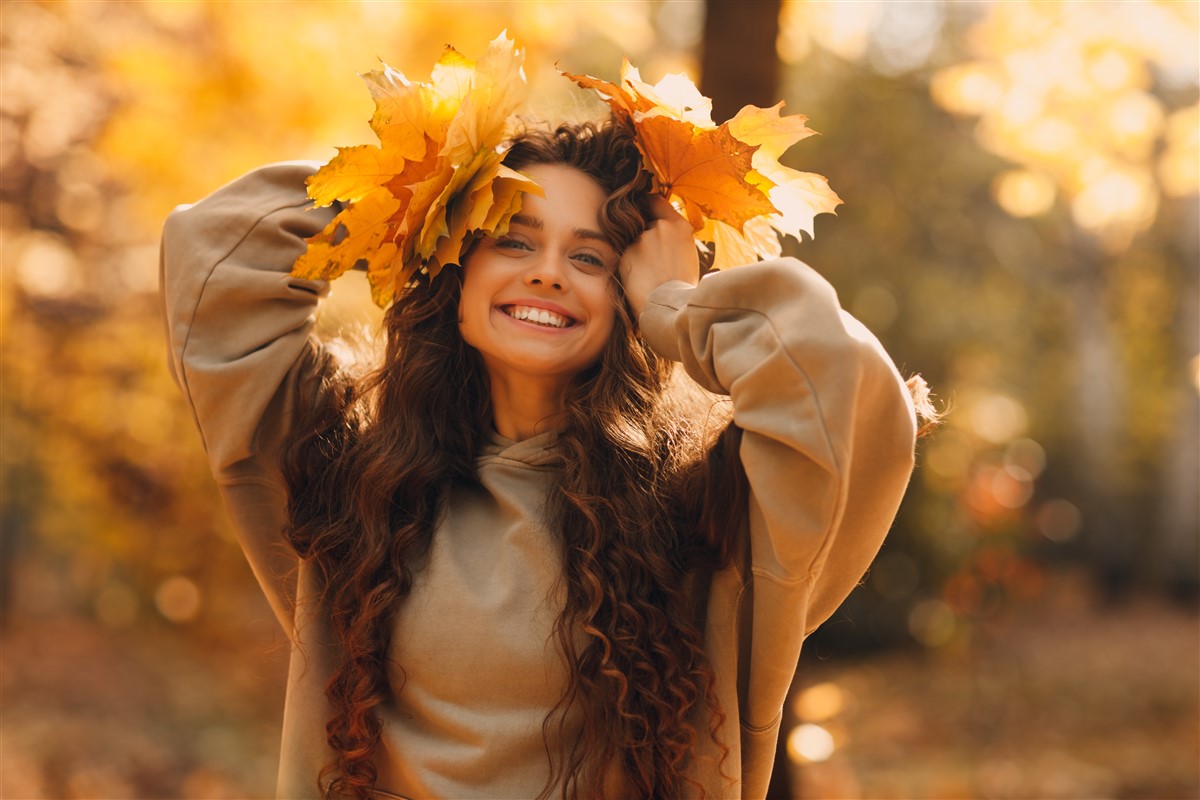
[459,163,619,388]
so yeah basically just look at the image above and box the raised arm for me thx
[160,161,335,632]
[631,223,916,786]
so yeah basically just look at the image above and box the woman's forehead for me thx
[514,163,608,234]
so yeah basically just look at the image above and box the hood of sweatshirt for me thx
[478,428,562,470]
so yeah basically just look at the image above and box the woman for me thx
[161,121,920,799]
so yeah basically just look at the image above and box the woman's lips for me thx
[498,302,579,329]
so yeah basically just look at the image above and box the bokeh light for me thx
[794,681,849,722]
[930,0,1198,251]
[787,723,837,764]
[992,169,1056,217]
[154,576,203,624]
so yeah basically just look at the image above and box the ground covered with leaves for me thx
[3,571,1195,799]
[790,573,1200,800]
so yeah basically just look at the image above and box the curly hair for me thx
[282,120,744,799]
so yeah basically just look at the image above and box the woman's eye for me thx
[496,237,532,252]
[571,252,606,269]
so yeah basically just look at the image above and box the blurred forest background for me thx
[1,1,1197,798]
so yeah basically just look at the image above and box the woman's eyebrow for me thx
[510,213,543,230]
[573,227,610,245]
[510,213,611,247]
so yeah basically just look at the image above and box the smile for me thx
[501,305,576,329]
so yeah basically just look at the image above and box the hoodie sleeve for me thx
[639,258,916,735]
[160,161,335,633]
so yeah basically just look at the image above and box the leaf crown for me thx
[292,32,841,307]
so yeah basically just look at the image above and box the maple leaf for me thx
[565,64,841,267]
[622,64,715,127]
[564,62,776,234]
[560,58,655,119]
[293,191,403,306]
[728,101,816,159]
[291,31,537,307]
[634,115,777,232]
[306,144,409,207]
[729,102,843,243]
[701,216,783,271]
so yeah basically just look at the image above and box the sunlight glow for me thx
[1024,117,1077,158]
[993,169,1056,217]
[795,682,847,722]
[930,63,1005,117]
[931,0,1198,249]
[1087,48,1139,92]
[1159,104,1200,198]
[787,723,836,764]
[1071,167,1157,237]
[1107,91,1165,158]
[15,231,76,296]
[870,1,944,75]
[778,0,880,64]
[992,465,1034,509]
[969,392,1029,445]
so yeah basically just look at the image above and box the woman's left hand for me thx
[619,195,700,318]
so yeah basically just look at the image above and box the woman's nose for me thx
[523,255,565,291]
[527,275,563,290]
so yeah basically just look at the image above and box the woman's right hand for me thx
[619,195,699,317]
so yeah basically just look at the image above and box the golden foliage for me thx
[291,33,540,307]
[635,115,776,230]
[564,60,841,268]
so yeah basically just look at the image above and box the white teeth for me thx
[506,305,570,328]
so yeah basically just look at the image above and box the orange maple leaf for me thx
[563,62,776,233]
[564,64,840,267]
[634,115,777,232]
[560,59,656,119]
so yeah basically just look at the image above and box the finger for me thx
[646,194,685,224]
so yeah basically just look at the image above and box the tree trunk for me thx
[699,0,783,121]
[699,4,796,796]
[1157,228,1200,598]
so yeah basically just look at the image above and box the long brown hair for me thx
[283,120,743,799]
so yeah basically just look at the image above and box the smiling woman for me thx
[159,38,922,800]
[459,163,621,439]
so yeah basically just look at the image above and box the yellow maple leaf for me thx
[622,65,715,127]
[307,144,409,208]
[700,216,784,271]
[293,190,402,306]
[364,66,441,161]
[729,102,842,244]
[292,31,537,307]
[482,165,541,230]
[444,36,528,160]
[728,101,816,159]
[760,166,842,241]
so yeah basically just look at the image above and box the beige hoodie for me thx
[160,162,916,799]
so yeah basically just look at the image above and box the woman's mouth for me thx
[501,305,576,329]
